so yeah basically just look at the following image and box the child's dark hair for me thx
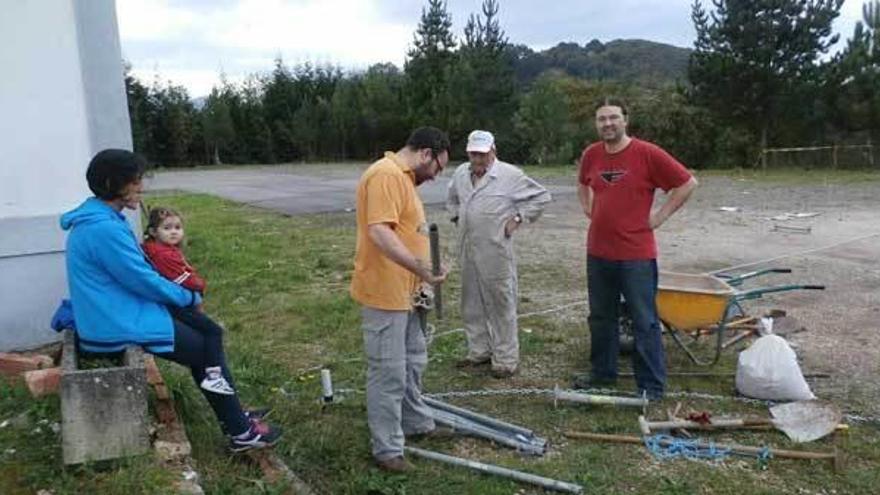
[86,149,148,200]
[144,206,183,240]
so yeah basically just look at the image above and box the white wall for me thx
[0,0,131,351]
[0,0,92,219]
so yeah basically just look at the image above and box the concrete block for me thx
[60,330,150,464]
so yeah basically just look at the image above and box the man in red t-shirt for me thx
[574,97,698,399]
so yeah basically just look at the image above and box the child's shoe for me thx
[200,367,235,395]
[229,419,283,452]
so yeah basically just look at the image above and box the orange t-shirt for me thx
[350,152,429,311]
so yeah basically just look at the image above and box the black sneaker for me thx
[571,373,617,390]
[229,419,283,453]
[639,389,664,401]
[244,407,272,421]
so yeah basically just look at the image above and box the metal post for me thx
[429,223,442,319]
[405,447,584,494]
[554,385,648,408]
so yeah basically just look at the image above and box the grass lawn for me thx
[2,186,878,494]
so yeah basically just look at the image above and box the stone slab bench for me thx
[60,329,149,465]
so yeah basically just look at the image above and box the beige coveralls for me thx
[446,160,551,372]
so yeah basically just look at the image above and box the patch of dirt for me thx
[429,175,880,418]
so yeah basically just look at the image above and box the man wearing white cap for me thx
[447,130,551,378]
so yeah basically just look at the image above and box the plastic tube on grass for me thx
[320,369,333,403]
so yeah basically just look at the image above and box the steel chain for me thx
[424,387,880,424]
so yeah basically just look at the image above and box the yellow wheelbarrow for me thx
[655,268,824,365]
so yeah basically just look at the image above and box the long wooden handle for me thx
[563,431,838,462]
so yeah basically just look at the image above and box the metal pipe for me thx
[424,396,535,438]
[554,386,648,408]
[429,408,546,455]
[405,447,584,494]
[429,223,443,319]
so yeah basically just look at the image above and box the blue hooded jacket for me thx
[60,198,200,353]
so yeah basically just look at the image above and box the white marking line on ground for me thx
[709,232,880,275]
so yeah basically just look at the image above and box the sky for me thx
[117,0,870,97]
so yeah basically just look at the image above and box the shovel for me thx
[638,400,842,443]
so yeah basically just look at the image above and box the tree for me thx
[688,0,843,162]
[201,86,236,164]
[124,62,155,159]
[514,74,572,165]
[831,0,880,151]
[405,0,457,130]
[331,77,363,159]
[448,0,518,154]
[362,63,409,157]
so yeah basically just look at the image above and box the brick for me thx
[143,355,164,385]
[0,352,54,377]
[155,399,178,425]
[24,367,61,397]
[154,383,171,400]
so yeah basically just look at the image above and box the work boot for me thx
[376,456,412,473]
[490,367,517,379]
[454,357,491,369]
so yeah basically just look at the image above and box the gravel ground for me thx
[506,174,880,417]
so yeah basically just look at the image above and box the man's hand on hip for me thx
[649,209,667,230]
[504,215,522,238]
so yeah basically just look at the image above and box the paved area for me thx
[145,163,575,215]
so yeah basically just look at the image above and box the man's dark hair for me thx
[594,97,629,117]
[405,126,451,158]
[86,149,147,200]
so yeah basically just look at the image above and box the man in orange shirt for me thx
[350,127,450,473]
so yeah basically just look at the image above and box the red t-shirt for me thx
[578,138,692,260]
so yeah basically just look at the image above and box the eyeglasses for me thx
[430,151,445,174]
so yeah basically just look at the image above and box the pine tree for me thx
[688,0,843,162]
[449,0,517,153]
[405,0,456,130]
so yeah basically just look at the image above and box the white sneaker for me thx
[200,374,235,395]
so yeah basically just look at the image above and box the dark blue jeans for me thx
[587,255,666,396]
[153,314,249,436]
[169,307,227,378]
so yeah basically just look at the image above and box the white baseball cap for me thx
[466,130,495,153]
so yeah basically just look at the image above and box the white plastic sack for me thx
[735,334,815,401]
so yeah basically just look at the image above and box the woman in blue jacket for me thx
[61,149,281,452]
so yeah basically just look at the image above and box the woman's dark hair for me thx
[86,149,147,200]
[405,126,451,158]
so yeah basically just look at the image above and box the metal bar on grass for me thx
[405,447,583,494]
[554,386,648,408]
[429,408,546,456]
[424,396,535,438]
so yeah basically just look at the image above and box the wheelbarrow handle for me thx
[717,267,793,286]
[734,284,825,301]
